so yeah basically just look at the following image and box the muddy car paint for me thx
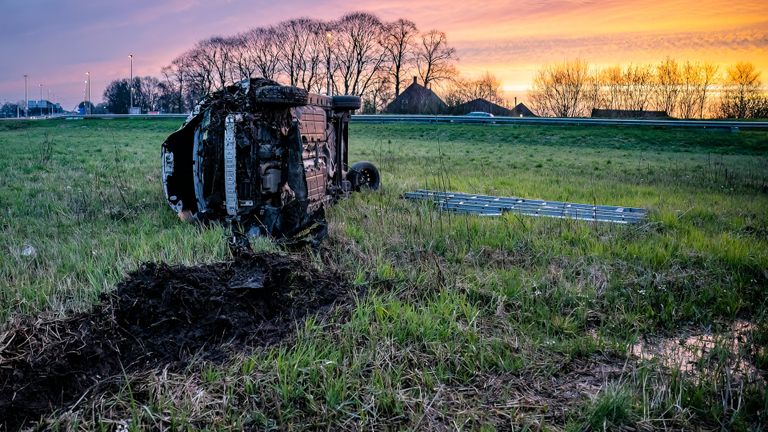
[161,78,379,241]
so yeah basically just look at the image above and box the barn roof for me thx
[385,77,447,114]
[451,98,511,116]
[509,103,537,117]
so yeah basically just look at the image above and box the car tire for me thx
[347,161,380,191]
[255,86,309,107]
[332,95,362,111]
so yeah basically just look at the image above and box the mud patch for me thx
[630,320,764,383]
[0,252,351,431]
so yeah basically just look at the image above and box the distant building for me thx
[451,98,511,116]
[386,77,447,114]
[591,109,669,119]
[450,99,538,117]
[509,103,537,117]
[27,100,63,116]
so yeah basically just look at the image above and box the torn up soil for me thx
[0,252,351,431]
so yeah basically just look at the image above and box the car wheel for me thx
[347,161,380,191]
[255,85,309,107]
[332,95,361,111]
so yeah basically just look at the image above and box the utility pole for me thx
[39,83,43,116]
[24,74,28,118]
[86,72,91,115]
[129,54,134,113]
[83,79,88,115]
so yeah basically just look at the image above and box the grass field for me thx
[1,118,767,430]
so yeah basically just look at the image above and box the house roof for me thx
[509,103,537,117]
[451,99,537,117]
[451,98,511,116]
[385,77,447,114]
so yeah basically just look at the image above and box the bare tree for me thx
[244,27,281,81]
[676,61,718,119]
[470,72,504,103]
[719,62,761,118]
[382,19,418,97]
[137,76,162,112]
[654,57,681,115]
[416,30,457,88]
[581,73,602,114]
[161,55,188,113]
[275,18,325,89]
[530,59,591,117]
[228,33,258,81]
[677,61,700,119]
[621,64,654,111]
[698,63,718,118]
[154,13,463,112]
[333,12,388,96]
[180,38,234,100]
[597,66,623,110]
[275,19,306,86]
[199,37,236,90]
[444,72,504,107]
[597,66,617,111]
[362,71,393,113]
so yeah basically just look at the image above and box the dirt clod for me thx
[0,252,349,431]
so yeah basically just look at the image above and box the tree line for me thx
[102,76,174,114]
[102,12,458,114]
[530,58,767,118]
[96,12,767,119]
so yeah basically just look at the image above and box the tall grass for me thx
[0,119,766,429]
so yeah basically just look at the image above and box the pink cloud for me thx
[1,0,766,108]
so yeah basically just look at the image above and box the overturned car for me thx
[161,78,380,241]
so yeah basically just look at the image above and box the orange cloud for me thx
[1,0,766,108]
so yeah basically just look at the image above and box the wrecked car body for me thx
[161,78,379,241]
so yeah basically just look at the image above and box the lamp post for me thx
[39,84,43,116]
[129,54,134,113]
[85,72,91,115]
[23,74,28,118]
[83,79,88,115]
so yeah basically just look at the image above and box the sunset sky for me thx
[1,0,766,109]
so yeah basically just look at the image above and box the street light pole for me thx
[83,79,88,115]
[23,74,28,118]
[85,72,91,115]
[129,54,134,113]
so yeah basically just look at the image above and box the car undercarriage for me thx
[161,78,380,243]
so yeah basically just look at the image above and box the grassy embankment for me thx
[1,118,766,430]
